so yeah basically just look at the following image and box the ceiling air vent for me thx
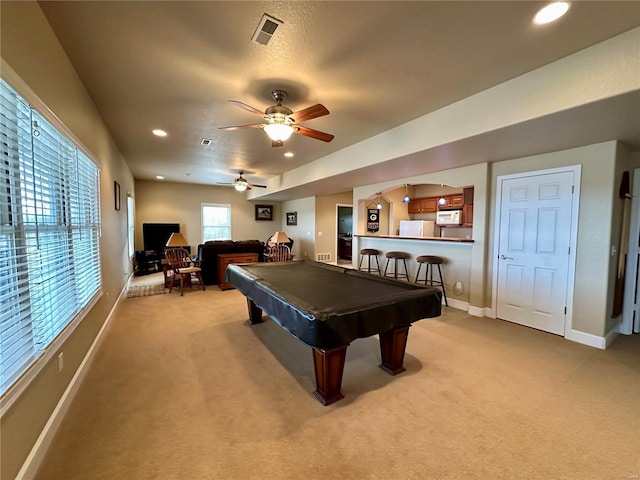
[201,138,212,146]
[251,13,282,46]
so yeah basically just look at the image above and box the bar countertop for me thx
[355,234,474,243]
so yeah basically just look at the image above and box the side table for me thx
[217,252,259,290]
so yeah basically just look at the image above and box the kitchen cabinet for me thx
[463,204,474,227]
[463,187,474,205]
[462,187,474,227]
[437,194,463,210]
[408,197,437,213]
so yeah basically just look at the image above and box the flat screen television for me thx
[142,223,180,254]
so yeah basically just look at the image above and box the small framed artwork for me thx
[114,181,121,211]
[255,205,273,221]
[286,211,297,226]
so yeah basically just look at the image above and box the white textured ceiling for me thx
[38,1,640,197]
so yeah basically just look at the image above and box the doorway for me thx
[494,167,580,336]
[337,205,353,264]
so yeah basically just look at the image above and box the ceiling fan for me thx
[219,89,334,147]
[216,171,267,192]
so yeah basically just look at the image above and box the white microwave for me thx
[436,209,462,225]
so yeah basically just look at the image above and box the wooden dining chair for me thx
[164,248,206,296]
[266,244,292,262]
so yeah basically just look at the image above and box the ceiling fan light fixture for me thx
[233,182,248,192]
[263,121,294,142]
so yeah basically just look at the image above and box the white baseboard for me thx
[467,305,485,317]
[445,300,488,318]
[565,328,607,349]
[16,282,129,480]
[604,327,620,348]
[446,297,468,312]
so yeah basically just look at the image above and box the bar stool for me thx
[358,248,381,274]
[415,255,448,306]
[383,251,411,281]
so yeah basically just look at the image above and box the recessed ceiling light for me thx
[152,129,168,137]
[533,2,570,25]
[156,175,165,180]
[284,152,294,158]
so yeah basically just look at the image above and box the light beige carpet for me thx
[34,285,640,480]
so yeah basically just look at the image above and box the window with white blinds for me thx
[202,203,231,241]
[0,79,101,395]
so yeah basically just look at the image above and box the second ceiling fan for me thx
[216,171,267,192]
[219,89,334,147]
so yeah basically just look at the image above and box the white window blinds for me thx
[0,79,101,395]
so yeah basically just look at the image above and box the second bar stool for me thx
[415,255,448,306]
[358,248,381,274]
[383,251,411,281]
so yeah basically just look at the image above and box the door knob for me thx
[500,254,514,260]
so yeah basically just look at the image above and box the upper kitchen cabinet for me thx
[408,197,437,214]
[437,194,463,209]
[462,187,474,227]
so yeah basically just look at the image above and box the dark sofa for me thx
[197,239,265,285]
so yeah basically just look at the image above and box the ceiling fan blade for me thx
[294,125,335,142]
[218,124,263,131]
[290,104,329,123]
[215,182,234,186]
[228,100,266,117]
[271,140,284,148]
[248,183,267,188]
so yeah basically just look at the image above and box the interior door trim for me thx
[491,165,582,338]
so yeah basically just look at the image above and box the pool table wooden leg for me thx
[379,325,410,375]
[246,299,263,324]
[312,345,347,406]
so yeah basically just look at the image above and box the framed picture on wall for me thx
[255,205,273,221]
[286,211,297,226]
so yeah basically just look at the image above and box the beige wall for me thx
[314,191,353,261]
[281,196,316,260]
[134,180,282,252]
[1,3,134,479]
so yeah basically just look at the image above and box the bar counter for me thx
[354,234,474,243]
[353,234,473,304]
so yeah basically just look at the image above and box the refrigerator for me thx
[399,220,435,237]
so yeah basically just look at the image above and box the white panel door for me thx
[497,171,574,335]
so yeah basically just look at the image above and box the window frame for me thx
[0,66,103,413]
[201,203,232,242]
[127,195,135,258]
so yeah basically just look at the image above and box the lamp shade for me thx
[263,123,294,142]
[166,232,188,247]
[270,231,290,244]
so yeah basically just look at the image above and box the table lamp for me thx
[165,232,188,249]
[270,231,290,245]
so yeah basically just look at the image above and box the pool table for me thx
[225,260,442,405]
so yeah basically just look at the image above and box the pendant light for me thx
[438,184,447,206]
[402,184,410,204]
